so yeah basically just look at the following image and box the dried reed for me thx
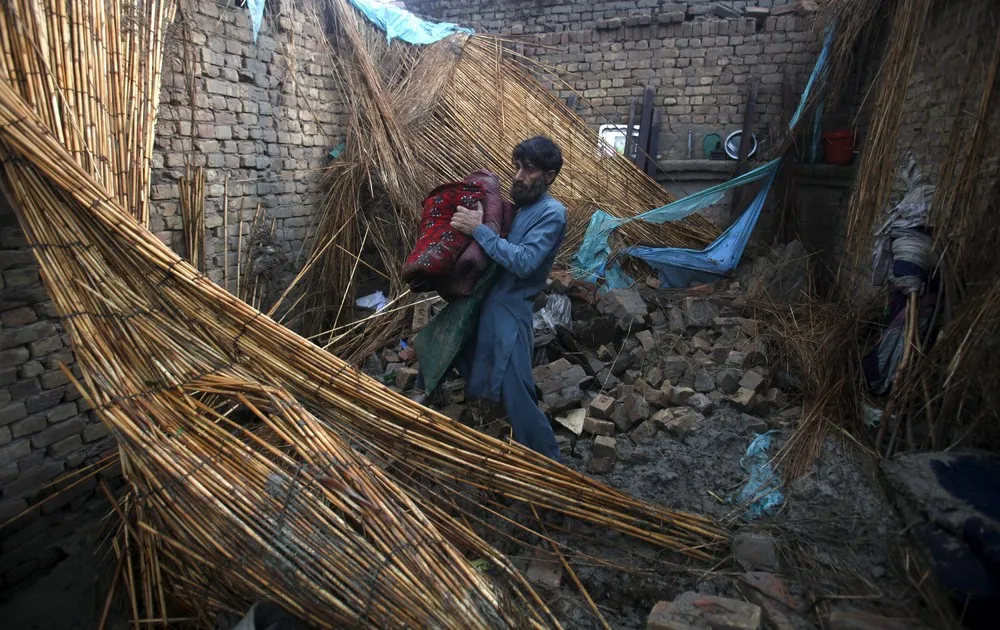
[774,0,1000,471]
[178,165,205,272]
[0,1,725,626]
[838,0,934,292]
[752,296,873,478]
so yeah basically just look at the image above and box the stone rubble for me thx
[365,275,806,480]
[587,435,618,474]
[732,532,781,572]
[360,272,823,628]
[526,550,564,589]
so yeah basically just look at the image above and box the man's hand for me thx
[451,201,484,235]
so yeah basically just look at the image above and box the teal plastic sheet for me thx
[347,0,473,45]
[247,0,265,42]
[571,21,835,291]
[626,168,779,288]
[789,23,835,131]
[571,159,781,288]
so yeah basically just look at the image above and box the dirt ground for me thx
[0,497,127,630]
[547,422,919,629]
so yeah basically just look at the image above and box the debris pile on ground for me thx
[359,270,930,628]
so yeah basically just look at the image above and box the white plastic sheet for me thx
[532,293,572,346]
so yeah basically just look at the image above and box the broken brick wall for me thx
[407,1,823,160]
[152,0,345,294]
[0,0,345,589]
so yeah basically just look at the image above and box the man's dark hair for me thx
[513,136,563,175]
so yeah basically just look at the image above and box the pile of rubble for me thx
[358,270,929,630]
[361,274,805,469]
[529,281,801,472]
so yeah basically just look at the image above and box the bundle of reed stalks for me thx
[871,0,1000,455]
[837,0,936,285]
[178,165,205,271]
[750,295,874,478]
[300,0,720,357]
[0,1,725,625]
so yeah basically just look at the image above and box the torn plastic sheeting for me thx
[532,293,572,346]
[625,168,780,289]
[247,0,265,43]
[356,291,388,312]
[788,22,835,131]
[347,0,473,45]
[570,22,834,292]
[730,431,784,521]
[571,158,781,290]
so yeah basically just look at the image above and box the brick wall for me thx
[0,0,344,589]
[152,0,344,293]
[407,1,824,160]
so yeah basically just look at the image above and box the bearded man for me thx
[449,136,566,460]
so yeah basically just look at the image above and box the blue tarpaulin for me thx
[572,159,781,288]
[572,22,835,291]
[627,168,779,287]
[347,0,473,45]
[788,24,835,131]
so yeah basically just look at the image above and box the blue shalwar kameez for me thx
[457,192,566,461]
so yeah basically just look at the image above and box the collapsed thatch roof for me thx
[301,0,719,357]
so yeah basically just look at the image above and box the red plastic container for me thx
[822,130,855,165]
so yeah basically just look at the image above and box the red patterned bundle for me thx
[402,170,512,299]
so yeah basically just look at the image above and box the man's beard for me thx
[510,179,546,206]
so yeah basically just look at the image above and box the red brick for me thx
[647,592,761,630]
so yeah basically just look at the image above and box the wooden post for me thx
[774,70,799,245]
[623,96,637,161]
[645,108,662,178]
[634,85,655,172]
[729,77,759,221]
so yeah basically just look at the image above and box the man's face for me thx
[510,160,554,206]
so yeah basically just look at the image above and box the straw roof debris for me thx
[299,0,720,361]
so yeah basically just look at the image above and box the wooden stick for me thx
[729,76,759,222]
[223,173,229,292]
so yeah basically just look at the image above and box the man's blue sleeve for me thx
[471,208,565,279]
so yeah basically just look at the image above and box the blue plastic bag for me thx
[730,431,785,520]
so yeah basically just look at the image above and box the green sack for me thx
[412,265,499,395]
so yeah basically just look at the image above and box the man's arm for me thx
[470,208,565,279]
